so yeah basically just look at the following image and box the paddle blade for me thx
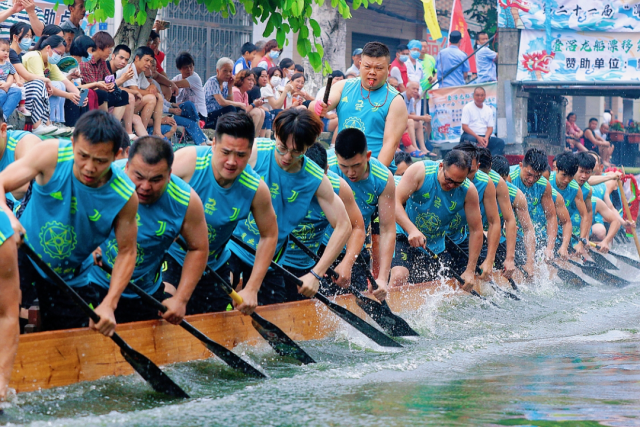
[574,262,630,287]
[115,335,189,399]
[315,293,403,348]
[609,250,640,269]
[552,263,590,288]
[251,314,315,364]
[353,292,419,337]
[587,250,619,270]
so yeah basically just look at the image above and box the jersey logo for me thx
[229,207,240,221]
[293,223,315,242]
[415,212,441,234]
[207,223,217,245]
[401,253,408,261]
[270,183,280,199]
[88,209,101,222]
[423,192,431,199]
[366,193,375,204]
[355,100,364,111]
[288,190,299,203]
[449,201,457,211]
[136,213,142,226]
[106,239,144,267]
[449,213,462,231]
[155,221,166,236]
[70,197,77,215]
[50,191,63,200]
[434,196,442,208]
[39,221,77,260]
[341,96,348,103]
[205,198,217,215]
[343,117,366,133]
[245,213,259,234]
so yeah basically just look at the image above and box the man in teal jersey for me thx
[310,42,408,173]
[89,136,209,324]
[392,150,482,290]
[548,152,587,257]
[0,210,18,401]
[282,143,365,301]
[573,152,595,240]
[541,166,574,254]
[166,112,278,315]
[326,128,395,300]
[508,148,558,260]
[0,110,138,336]
[491,155,536,277]
[227,109,351,304]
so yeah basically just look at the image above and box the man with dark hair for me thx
[146,30,166,76]
[227,109,351,305]
[475,31,497,83]
[60,0,86,40]
[573,152,597,238]
[509,148,558,259]
[312,41,408,174]
[390,43,410,93]
[88,136,208,324]
[460,86,505,155]
[282,142,365,301]
[172,51,208,123]
[391,150,481,289]
[548,152,587,257]
[234,42,256,75]
[436,30,470,87]
[0,110,138,334]
[166,112,277,314]
[324,128,395,300]
[583,117,612,166]
[394,151,413,176]
[108,44,132,80]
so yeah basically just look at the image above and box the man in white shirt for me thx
[117,46,164,137]
[345,48,362,77]
[460,86,505,155]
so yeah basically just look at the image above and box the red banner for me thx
[449,0,476,73]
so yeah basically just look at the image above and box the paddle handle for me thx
[322,76,333,105]
[617,179,640,258]
[289,234,338,279]
[231,235,303,286]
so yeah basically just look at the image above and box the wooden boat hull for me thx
[8,277,508,393]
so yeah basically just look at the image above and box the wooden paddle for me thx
[230,235,403,348]
[21,242,189,398]
[570,234,618,270]
[606,249,640,269]
[566,258,630,287]
[288,233,419,337]
[618,178,640,259]
[97,261,269,375]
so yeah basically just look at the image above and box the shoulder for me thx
[569,180,580,190]
[475,170,489,183]
[303,157,325,181]
[369,157,390,183]
[238,166,261,192]
[254,137,275,152]
[326,169,341,191]
[167,175,192,206]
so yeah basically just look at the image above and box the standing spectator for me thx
[256,39,280,70]
[405,40,424,83]
[232,69,265,133]
[59,0,85,40]
[234,42,255,75]
[147,30,166,76]
[0,39,21,120]
[345,47,362,77]
[253,39,266,67]
[565,112,584,152]
[203,57,247,129]
[475,32,497,83]
[389,44,409,93]
[435,31,469,88]
[403,81,435,158]
[583,117,613,166]
[172,51,207,120]
[460,86,504,155]
[0,0,44,39]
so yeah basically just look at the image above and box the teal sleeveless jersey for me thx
[167,146,260,271]
[581,182,592,201]
[498,180,520,243]
[21,140,135,288]
[283,170,341,270]
[90,160,191,298]
[591,199,604,225]
[549,172,581,235]
[228,138,325,266]
[509,166,549,237]
[447,170,489,244]
[405,161,470,254]
[335,78,400,173]
[0,130,30,172]
[590,178,606,225]
[0,210,14,246]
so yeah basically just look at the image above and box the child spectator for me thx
[234,42,256,75]
[0,39,21,120]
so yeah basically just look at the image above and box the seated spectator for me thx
[389,44,409,93]
[402,81,435,158]
[62,26,74,54]
[345,71,357,79]
[64,35,100,125]
[387,76,399,91]
[583,117,612,166]
[248,67,271,137]
[394,151,413,176]
[289,72,313,108]
[35,25,67,125]
[0,39,21,120]
[315,69,343,102]
[142,63,178,141]
[252,39,266,67]
[145,55,179,101]
[22,34,85,135]
[203,57,247,129]
[116,46,164,137]
[261,66,292,131]
[315,69,343,143]
[294,63,304,73]
[59,0,85,40]
[279,57,295,86]
[234,42,255,75]
[0,0,44,39]
[171,51,207,121]
[459,86,504,155]
[147,30,166,76]
[565,112,585,152]
[232,69,265,133]
[345,48,361,77]
[8,22,31,113]
[256,38,280,70]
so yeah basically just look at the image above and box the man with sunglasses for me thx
[390,150,482,291]
[227,109,351,304]
[508,148,558,259]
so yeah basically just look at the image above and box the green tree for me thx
[464,0,497,37]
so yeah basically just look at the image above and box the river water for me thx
[2,246,640,427]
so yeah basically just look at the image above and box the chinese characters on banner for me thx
[517,30,640,81]
[498,0,640,31]
[428,83,497,143]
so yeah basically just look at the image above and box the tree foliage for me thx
[65,0,384,72]
[464,0,497,37]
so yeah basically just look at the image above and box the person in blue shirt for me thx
[393,150,482,290]
[166,112,278,315]
[233,42,256,75]
[311,42,408,174]
[0,210,18,401]
[0,110,138,336]
[435,31,470,88]
[475,32,497,83]
[89,136,209,325]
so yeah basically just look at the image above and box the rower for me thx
[227,109,351,303]
[574,152,595,241]
[508,148,558,259]
[444,143,500,278]
[0,109,41,200]
[542,166,573,253]
[548,152,588,257]
[0,210,19,401]
[326,128,395,300]
[282,143,365,301]
[491,155,536,277]
[88,137,209,324]
[391,150,481,290]
[476,148,517,278]
[166,112,277,315]
[310,41,408,173]
[0,110,138,336]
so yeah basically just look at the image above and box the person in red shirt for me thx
[147,30,166,77]
[389,43,409,92]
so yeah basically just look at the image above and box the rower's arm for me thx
[9,133,42,200]
[464,186,483,278]
[573,190,589,247]
[315,176,351,279]
[170,146,197,183]
[333,178,366,287]
[480,179,500,275]
[497,179,517,269]
[395,162,425,243]
[308,78,345,115]
[555,194,572,253]
[541,183,558,257]
[0,235,19,401]
[379,96,408,168]
[514,191,536,273]
[597,199,621,251]
[584,189,593,239]
[376,173,397,288]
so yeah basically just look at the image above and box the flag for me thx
[422,0,442,41]
[449,0,476,73]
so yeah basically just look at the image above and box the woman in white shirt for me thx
[261,66,293,124]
